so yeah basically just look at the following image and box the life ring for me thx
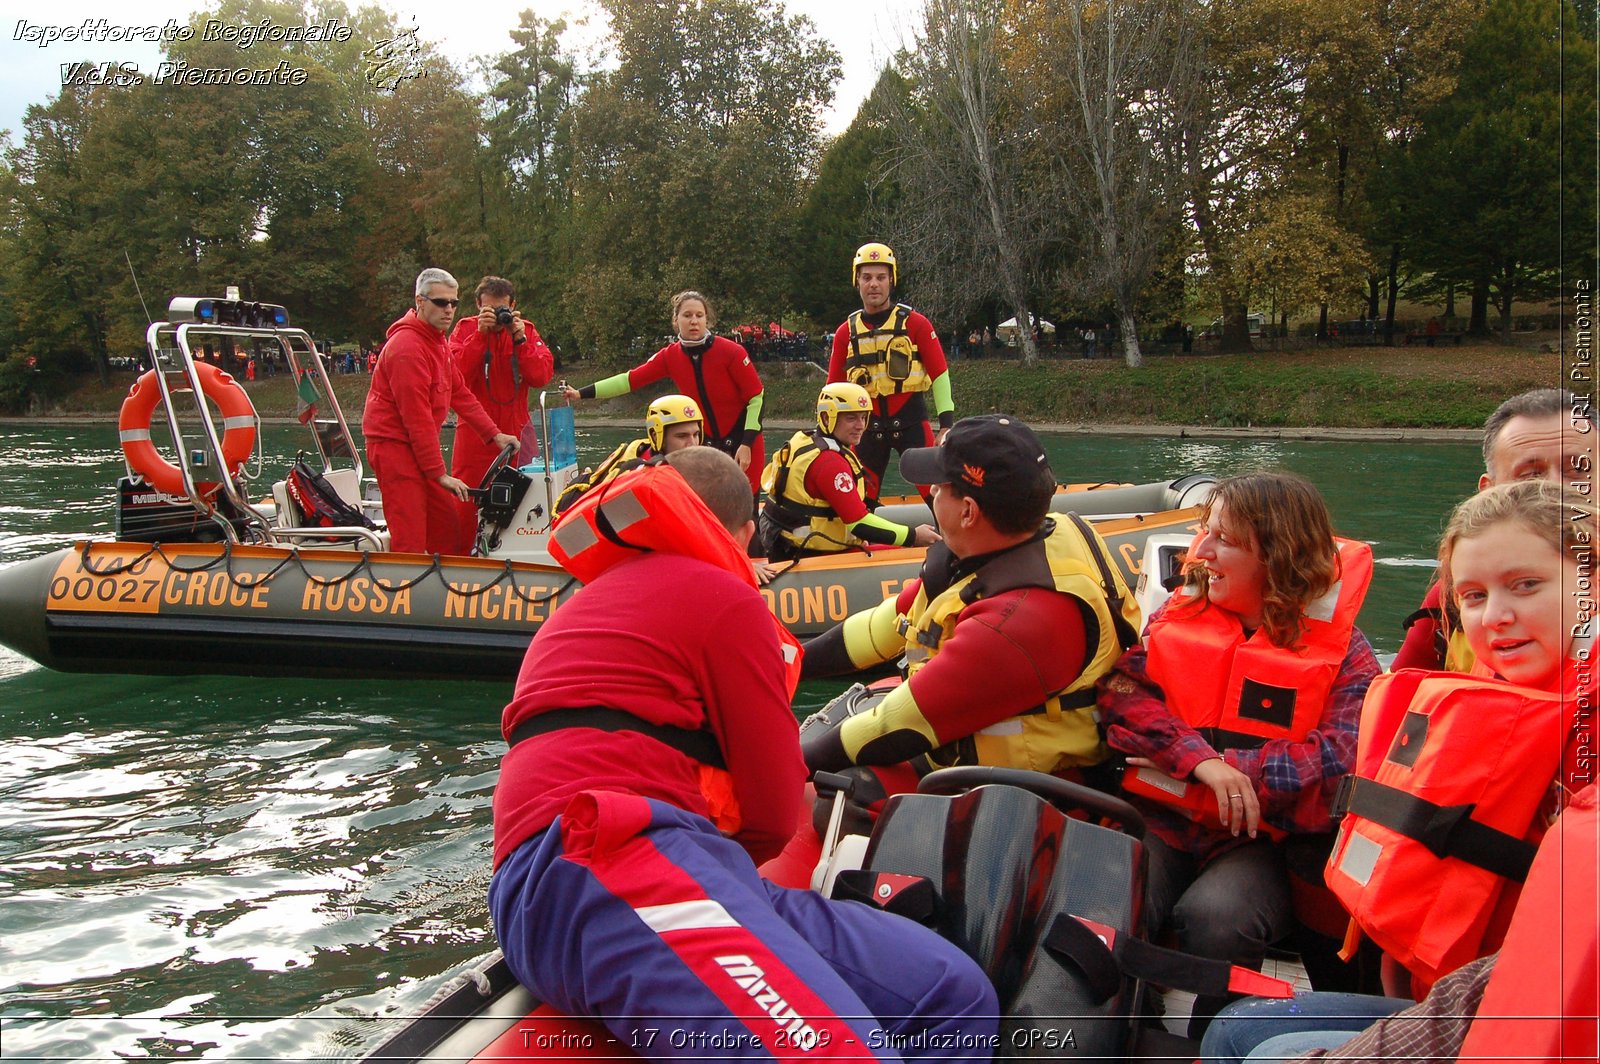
[119,362,257,498]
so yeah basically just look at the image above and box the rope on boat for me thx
[413,953,501,1013]
[75,540,577,605]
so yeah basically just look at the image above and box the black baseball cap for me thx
[899,415,1052,500]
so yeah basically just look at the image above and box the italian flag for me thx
[296,369,322,425]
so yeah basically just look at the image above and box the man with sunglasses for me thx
[363,268,519,555]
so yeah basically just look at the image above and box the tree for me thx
[1399,0,1596,338]
[791,69,906,328]
[483,12,583,349]
[1007,0,1202,367]
[564,0,839,357]
[887,0,1046,364]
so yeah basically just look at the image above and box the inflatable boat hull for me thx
[0,480,1210,681]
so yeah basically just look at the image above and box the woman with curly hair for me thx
[1096,471,1381,1033]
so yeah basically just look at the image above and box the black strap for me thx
[1198,727,1268,752]
[1065,512,1141,650]
[508,707,726,769]
[1043,914,1289,1003]
[1340,776,1537,882]
[1402,606,1443,631]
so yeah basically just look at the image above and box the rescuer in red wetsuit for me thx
[490,448,996,1061]
[362,268,518,556]
[445,275,554,554]
[564,290,766,491]
[799,415,1139,781]
[828,243,955,502]
[758,382,939,560]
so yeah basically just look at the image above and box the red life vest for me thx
[1325,667,1571,987]
[1458,784,1598,1063]
[1126,537,1373,833]
[548,462,804,834]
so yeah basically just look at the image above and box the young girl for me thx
[1097,471,1381,1033]
[1202,478,1593,1062]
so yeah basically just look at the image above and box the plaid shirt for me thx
[1292,953,1495,1062]
[1096,616,1379,863]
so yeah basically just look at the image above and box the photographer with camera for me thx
[447,275,555,554]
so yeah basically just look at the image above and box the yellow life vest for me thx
[760,430,867,554]
[844,304,931,401]
[898,516,1142,773]
[554,437,653,516]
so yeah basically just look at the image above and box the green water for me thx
[0,422,1480,1060]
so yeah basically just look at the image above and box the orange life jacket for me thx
[1457,784,1598,1063]
[548,461,804,833]
[1325,667,1571,987]
[1126,537,1373,834]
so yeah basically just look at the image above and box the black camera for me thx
[494,306,515,327]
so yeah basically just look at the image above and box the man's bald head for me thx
[665,447,753,535]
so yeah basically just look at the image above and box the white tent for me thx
[996,315,1055,334]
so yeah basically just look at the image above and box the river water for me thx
[0,420,1480,1062]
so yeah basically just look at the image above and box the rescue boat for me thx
[0,295,1214,681]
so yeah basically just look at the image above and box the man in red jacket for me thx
[446,275,555,554]
[362,268,518,555]
[490,447,997,1061]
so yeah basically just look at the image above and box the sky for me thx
[0,0,924,143]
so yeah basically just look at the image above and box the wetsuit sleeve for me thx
[1097,628,1222,778]
[800,594,905,678]
[908,313,954,425]
[1391,580,1447,672]
[384,342,450,479]
[817,590,1088,770]
[702,591,805,863]
[741,391,764,445]
[625,348,673,391]
[516,324,555,388]
[828,323,850,383]
[802,451,911,546]
[1225,628,1377,832]
[587,371,633,400]
[848,512,912,547]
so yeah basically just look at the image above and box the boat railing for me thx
[141,319,276,543]
[139,297,367,547]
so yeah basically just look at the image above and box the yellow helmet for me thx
[645,394,703,450]
[852,242,898,286]
[817,382,872,435]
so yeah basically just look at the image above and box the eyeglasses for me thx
[423,296,460,309]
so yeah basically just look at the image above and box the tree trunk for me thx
[1013,307,1040,364]
[1218,292,1251,353]
[1444,281,1456,319]
[1367,277,1380,320]
[1383,242,1401,346]
[1118,308,1143,368]
[1470,275,1490,334]
[1317,303,1329,340]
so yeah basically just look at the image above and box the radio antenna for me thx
[124,250,153,323]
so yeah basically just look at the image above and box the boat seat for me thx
[269,469,390,551]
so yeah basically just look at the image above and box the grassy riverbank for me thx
[32,342,1555,429]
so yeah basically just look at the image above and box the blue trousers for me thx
[490,792,997,1061]
[1200,990,1410,1063]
